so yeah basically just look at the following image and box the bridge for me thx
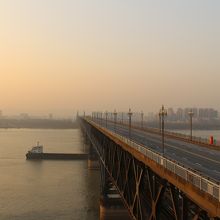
[79,113,220,220]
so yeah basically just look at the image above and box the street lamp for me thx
[159,105,167,155]
[100,112,103,125]
[141,111,144,129]
[188,109,194,141]
[158,113,161,133]
[128,108,133,139]
[113,109,117,132]
[105,111,108,128]
[121,112,124,124]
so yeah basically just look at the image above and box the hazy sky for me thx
[0,0,220,116]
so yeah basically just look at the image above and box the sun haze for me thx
[0,0,220,116]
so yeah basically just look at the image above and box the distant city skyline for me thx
[0,0,220,116]
[0,106,220,119]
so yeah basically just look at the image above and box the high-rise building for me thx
[167,108,175,121]
[176,108,184,121]
[192,108,198,118]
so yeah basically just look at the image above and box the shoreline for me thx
[0,119,79,129]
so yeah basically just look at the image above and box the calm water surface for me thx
[1,128,218,220]
[0,129,100,220]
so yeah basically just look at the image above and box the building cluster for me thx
[0,110,55,120]
[166,108,218,122]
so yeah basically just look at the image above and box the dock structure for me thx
[26,152,88,160]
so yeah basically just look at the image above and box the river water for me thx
[0,128,219,220]
[0,129,100,220]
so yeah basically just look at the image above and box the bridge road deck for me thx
[94,118,220,182]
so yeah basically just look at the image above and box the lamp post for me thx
[159,105,167,155]
[159,113,161,133]
[105,111,108,128]
[121,112,124,124]
[100,112,103,125]
[113,109,117,132]
[188,109,194,141]
[141,111,144,129]
[128,108,133,139]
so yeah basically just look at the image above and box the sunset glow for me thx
[0,0,220,116]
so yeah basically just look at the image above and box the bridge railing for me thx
[88,119,220,202]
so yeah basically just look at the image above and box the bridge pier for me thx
[88,143,100,170]
[100,164,131,220]
[100,195,131,220]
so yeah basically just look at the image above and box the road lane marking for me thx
[165,142,220,165]
[195,163,202,166]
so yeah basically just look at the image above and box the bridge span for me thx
[80,116,220,220]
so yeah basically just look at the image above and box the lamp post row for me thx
[91,106,194,156]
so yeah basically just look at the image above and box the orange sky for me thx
[0,0,220,117]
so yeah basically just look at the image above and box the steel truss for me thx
[81,119,219,220]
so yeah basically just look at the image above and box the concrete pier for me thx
[100,195,131,220]
[88,158,100,170]
[88,143,100,170]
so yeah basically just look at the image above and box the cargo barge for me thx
[26,142,88,160]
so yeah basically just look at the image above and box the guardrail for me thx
[87,118,220,202]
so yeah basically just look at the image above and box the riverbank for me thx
[0,118,79,129]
